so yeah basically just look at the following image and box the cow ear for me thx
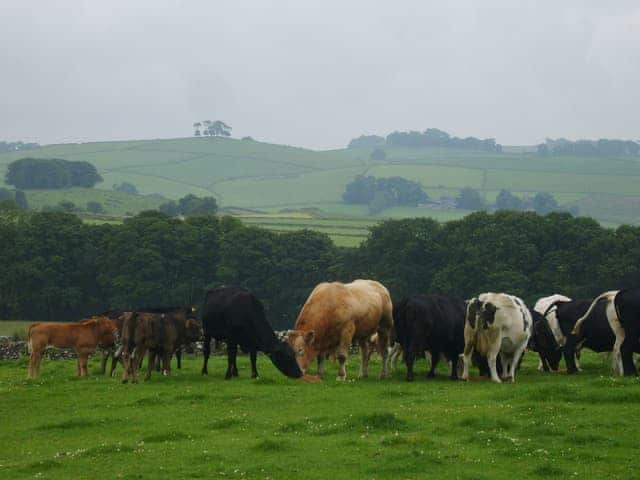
[304,330,315,346]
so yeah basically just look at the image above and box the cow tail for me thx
[27,325,33,354]
[571,291,618,336]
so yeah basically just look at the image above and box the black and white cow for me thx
[528,308,562,372]
[462,293,532,383]
[572,289,640,376]
[393,294,465,381]
[200,286,302,379]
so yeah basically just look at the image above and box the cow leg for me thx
[358,339,369,379]
[225,344,238,380]
[448,352,459,380]
[145,350,156,381]
[610,324,626,376]
[389,343,401,373]
[100,349,109,375]
[250,349,259,379]
[176,349,182,370]
[201,334,211,375]
[28,351,40,379]
[336,324,355,381]
[620,337,638,376]
[132,347,146,384]
[162,352,171,376]
[563,336,579,374]
[121,350,130,383]
[510,345,527,383]
[461,342,474,381]
[317,354,325,379]
[375,329,390,379]
[487,346,502,383]
[499,352,512,381]
[110,350,119,378]
[428,350,440,378]
[81,353,90,377]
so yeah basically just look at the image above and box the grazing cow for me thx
[394,294,465,381]
[28,317,117,379]
[553,298,620,374]
[121,307,201,383]
[528,308,562,372]
[462,293,532,383]
[287,279,393,381]
[200,286,302,380]
[572,289,640,375]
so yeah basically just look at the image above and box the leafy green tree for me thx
[456,187,485,210]
[6,158,102,189]
[370,148,387,161]
[113,182,138,195]
[347,135,385,149]
[495,189,523,211]
[86,201,104,214]
[532,192,559,214]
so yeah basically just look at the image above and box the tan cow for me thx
[287,279,393,381]
[27,317,117,379]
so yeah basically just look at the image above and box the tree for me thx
[532,192,559,214]
[113,182,139,195]
[5,158,102,189]
[206,120,232,137]
[193,122,202,137]
[347,135,385,149]
[495,189,523,211]
[456,187,485,210]
[159,194,218,217]
[86,201,104,214]
[370,148,387,161]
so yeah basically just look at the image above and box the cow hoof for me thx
[201,369,208,375]
[336,376,346,382]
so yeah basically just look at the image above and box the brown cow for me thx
[120,307,201,383]
[27,317,117,379]
[287,279,393,381]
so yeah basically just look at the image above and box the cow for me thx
[394,294,465,381]
[27,317,117,379]
[121,307,201,383]
[534,294,572,348]
[200,286,302,380]
[367,328,402,373]
[461,293,532,383]
[287,279,393,381]
[528,308,562,372]
[572,289,640,376]
[102,309,186,377]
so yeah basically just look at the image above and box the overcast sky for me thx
[1,1,639,149]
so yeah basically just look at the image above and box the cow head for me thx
[529,314,562,371]
[286,330,317,374]
[185,319,203,342]
[268,342,303,378]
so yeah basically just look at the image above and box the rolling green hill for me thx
[1,136,639,237]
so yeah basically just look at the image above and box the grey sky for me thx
[1,1,639,149]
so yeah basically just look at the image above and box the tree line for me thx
[343,175,429,214]
[537,138,640,157]
[1,207,638,329]
[5,158,102,189]
[0,141,39,153]
[348,128,502,152]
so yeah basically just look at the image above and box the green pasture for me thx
[1,351,639,479]
[2,136,640,225]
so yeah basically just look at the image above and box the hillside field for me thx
[1,351,639,479]
[1,136,640,229]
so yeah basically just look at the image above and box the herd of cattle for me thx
[25,280,640,383]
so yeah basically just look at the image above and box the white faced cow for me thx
[462,292,532,383]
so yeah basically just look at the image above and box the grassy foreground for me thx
[1,351,639,479]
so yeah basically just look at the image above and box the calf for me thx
[461,293,532,383]
[394,294,465,381]
[121,307,201,383]
[201,286,302,380]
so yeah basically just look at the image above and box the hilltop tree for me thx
[206,120,232,137]
[456,187,485,210]
[193,122,202,136]
[6,158,102,189]
[495,189,524,211]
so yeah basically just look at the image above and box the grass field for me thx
[2,136,639,225]
[1,351,639,479]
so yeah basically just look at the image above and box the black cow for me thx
[528,308,562,372]
[394,294,465,381]
[573,289,640,376]
[555,299,619,374]
[200,286,302,379]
